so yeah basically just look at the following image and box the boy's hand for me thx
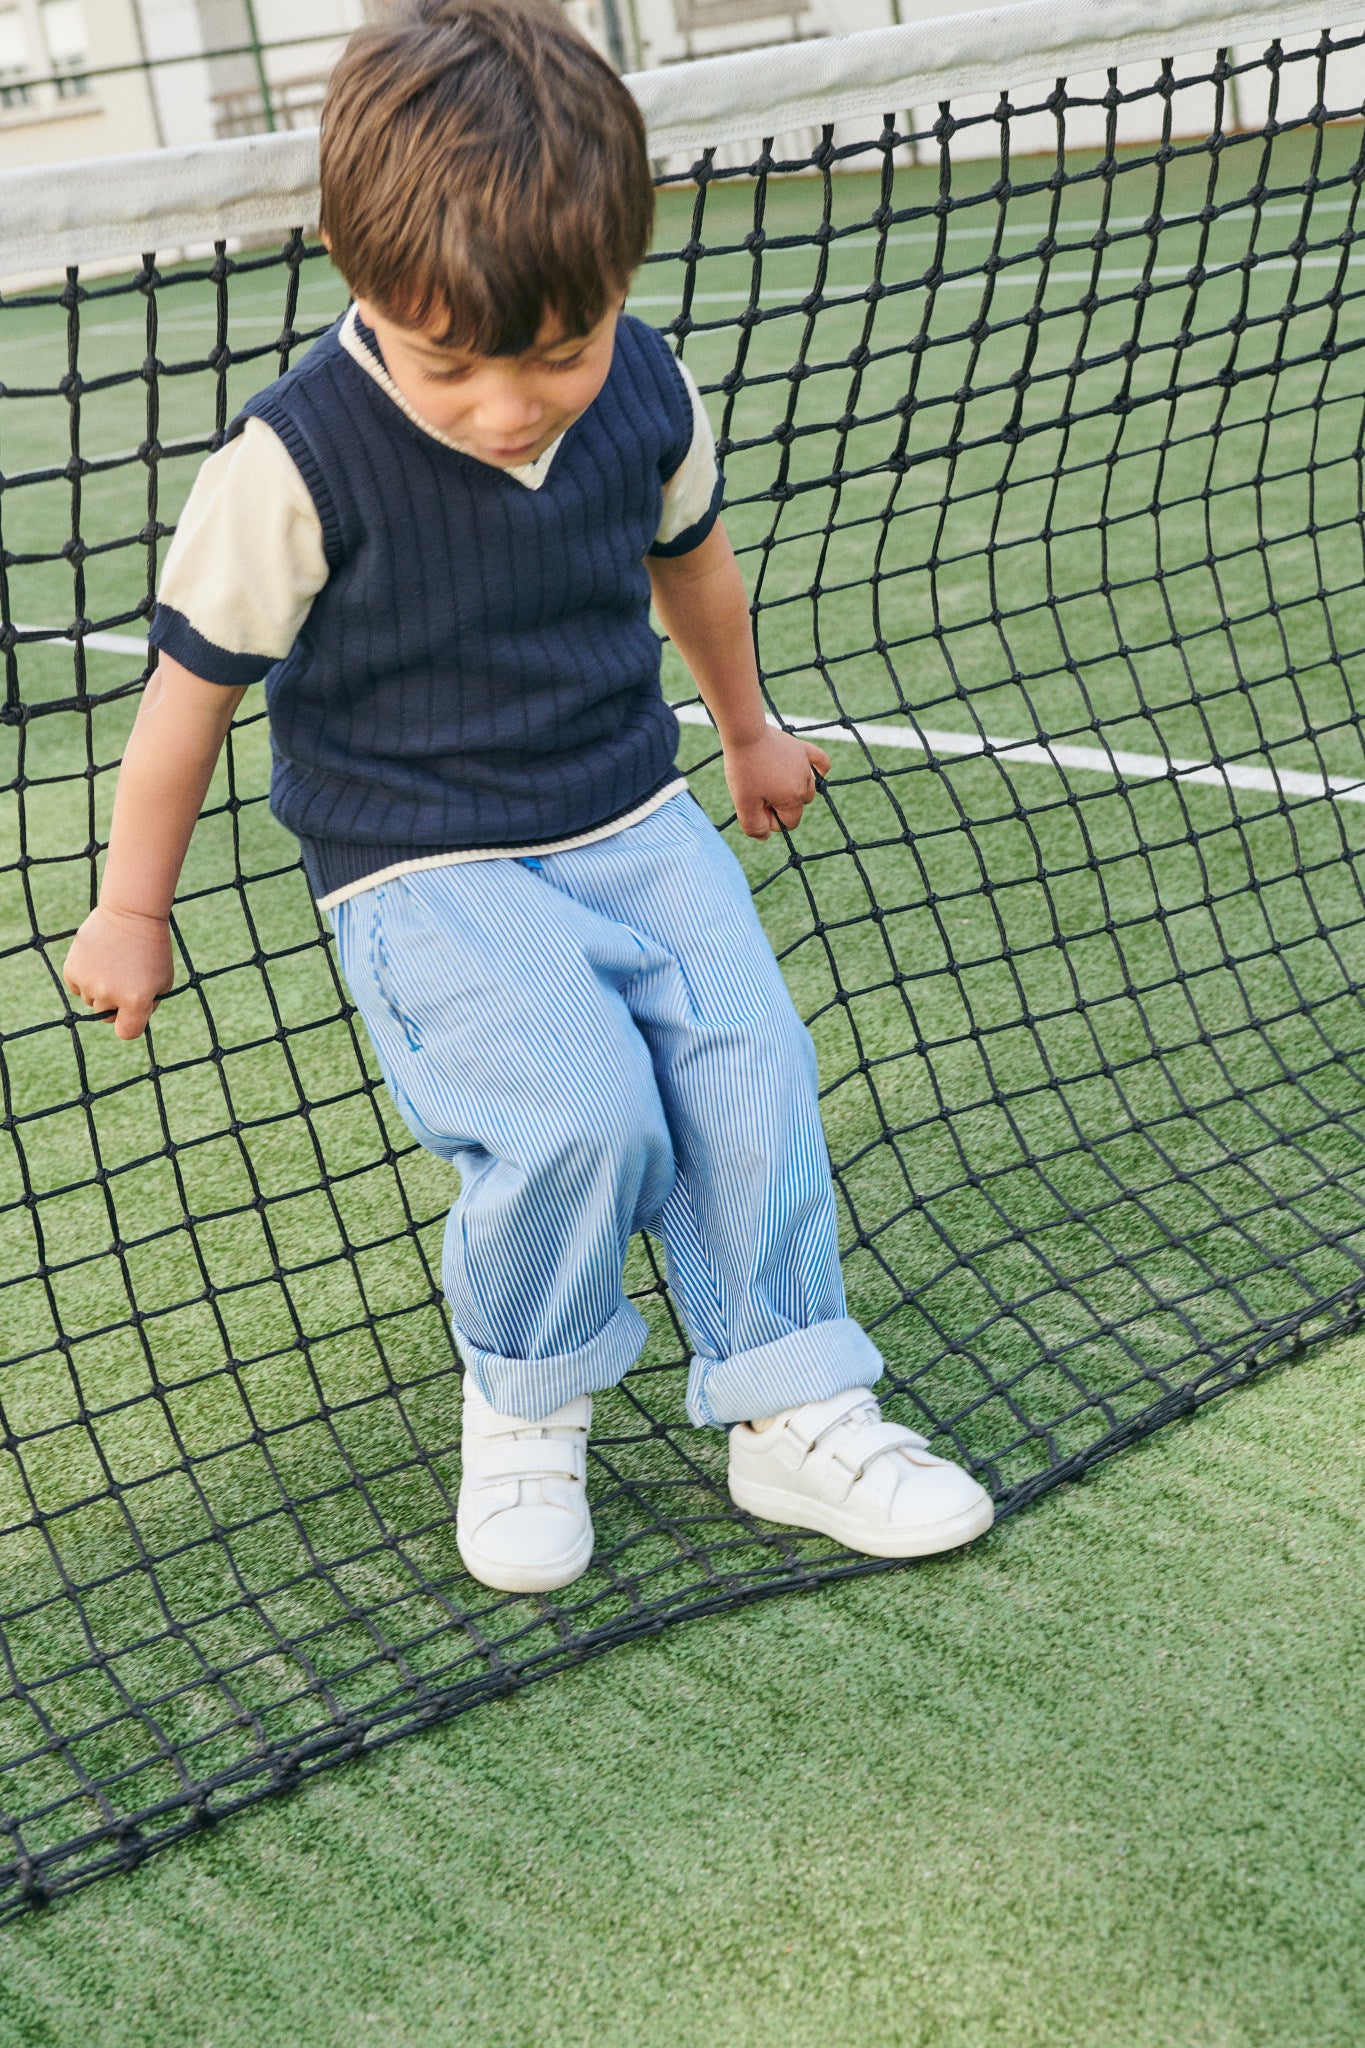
[724,727,832,840]
[649,523,832,838]
[63,905,174,1041]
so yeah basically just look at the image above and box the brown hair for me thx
[320,0,653,356]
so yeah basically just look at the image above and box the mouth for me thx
[483,439,542,463]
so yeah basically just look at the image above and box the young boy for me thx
[63,0,992,1594]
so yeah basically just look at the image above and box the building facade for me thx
[0,0,160,167]
[0,0,383,166]
[0,0,941,168]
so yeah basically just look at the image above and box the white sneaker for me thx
[728,1386,994,1558]
[456,1380,594,1594]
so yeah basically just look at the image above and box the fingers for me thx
[62,973,160,1037]
[69,992,151,1037]
[62,965,108,1020]
[739,787,818,837]
[114,1003,154,1041]
[730,729,832,838]
[736,795,773,839]
[62,912,172,1038]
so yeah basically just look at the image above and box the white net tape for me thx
[0,0,1362,274]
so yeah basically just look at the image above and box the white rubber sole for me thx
[728,1474,995,1558]
[455,1515,595,1595]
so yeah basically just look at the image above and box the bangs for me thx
[320,0,653,359]
[373,164,627,358]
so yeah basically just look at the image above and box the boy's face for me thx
[353,294,624,468]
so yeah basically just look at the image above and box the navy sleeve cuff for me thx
[647,474,725,560]
[148,604,276,686]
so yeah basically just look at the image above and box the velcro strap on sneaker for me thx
[828,1421,930,1480]
[467,1438,587,1485]
[781,1385,878,1453]
[466,1394,592,1441]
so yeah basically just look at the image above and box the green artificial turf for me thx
[6,103,1365,1903]
[1,1323,1362,2048]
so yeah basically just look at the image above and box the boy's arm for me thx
[647,520,830,839]
[63,656,247,1039]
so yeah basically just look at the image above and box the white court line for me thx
[676,702,1365,805]
[19,620,1362,809]
[629,249,1360,306]
[8,244,1337,342]
[13,621,153,656]
[49,247,1353,334]
[2,206,1352,350]
[785,196,1358,247]
[638,195,1358,267]
[1,307,345,351]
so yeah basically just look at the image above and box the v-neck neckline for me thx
[338,306,566,490]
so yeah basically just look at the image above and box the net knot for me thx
[114,1825,146,1873]
[270,1753,302,1793]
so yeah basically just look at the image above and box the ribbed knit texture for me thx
[151,315,702,900]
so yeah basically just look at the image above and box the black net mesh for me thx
[5,28,1365,1913]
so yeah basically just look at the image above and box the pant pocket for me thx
[368,889,424,1054]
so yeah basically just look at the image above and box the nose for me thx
[474,372,543,439]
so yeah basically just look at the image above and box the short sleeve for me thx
[648,357,723,559]
[149,417,330,685]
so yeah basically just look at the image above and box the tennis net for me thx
[4,0,1365,1913]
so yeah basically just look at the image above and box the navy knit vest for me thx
[218,314,699,900]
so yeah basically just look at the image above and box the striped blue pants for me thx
[330,793,883,1426]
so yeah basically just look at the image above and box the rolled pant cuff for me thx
[456,1299,649,1420]
[686,1316,884,1428]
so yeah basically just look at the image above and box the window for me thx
[0,0,91,112]
[0,6,32,108]
[40,0,87,98]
